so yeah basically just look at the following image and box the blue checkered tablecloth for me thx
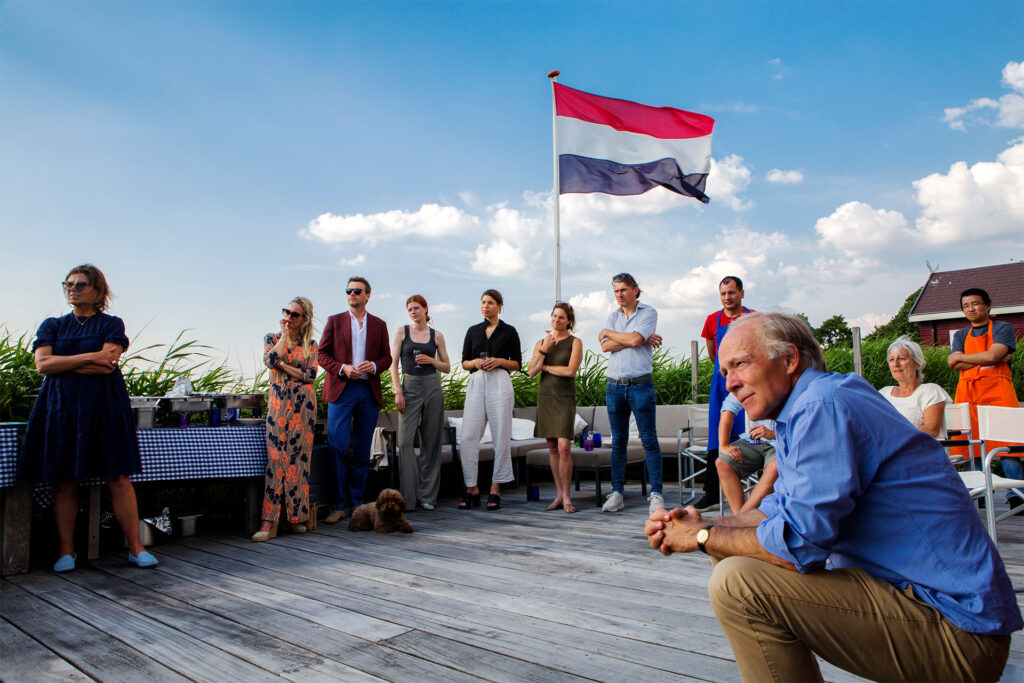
[3,425,267,506]
[0,424,25,488]
[133,425,267,481]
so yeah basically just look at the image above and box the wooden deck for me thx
[4,484,1024,682]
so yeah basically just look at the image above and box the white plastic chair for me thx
[958,405,1024,544]
[677,405,709,506]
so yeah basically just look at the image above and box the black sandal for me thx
[458,493,480,510]
[486,493,501,511]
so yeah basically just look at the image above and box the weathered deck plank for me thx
[2,483,1024,682]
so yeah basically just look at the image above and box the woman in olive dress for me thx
[20,264,157,571]
[527,302,583,513]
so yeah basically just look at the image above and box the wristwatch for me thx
[696,525,713,554]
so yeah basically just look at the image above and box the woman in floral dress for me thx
[252,297,319,542]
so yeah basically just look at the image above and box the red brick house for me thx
[909,262,1024,346]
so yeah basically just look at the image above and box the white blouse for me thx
[879,383,952,438]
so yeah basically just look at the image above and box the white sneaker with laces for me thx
[648,493,665,514]
[602,491,625,512]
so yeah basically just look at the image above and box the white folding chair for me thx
[958,405,1024,544]
[677,405,709,506]
[940,403,982,470]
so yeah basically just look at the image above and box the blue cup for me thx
[593,432,602,447]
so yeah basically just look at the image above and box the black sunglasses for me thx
[345,288,364,295]
[61,281,90,292]
[281,308,302,320]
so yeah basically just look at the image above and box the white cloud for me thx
[559,189,692,234]
[767,57,789,80]
[431,302,456,313]
[470,204,544,276]
[301,203,479,245]
[338,254,366,266]
[848,312,891,333]
[814,201,913,256]
[1004,60,1024,92]
[913,137,1024,244]
[943,60,1024,130]
[708,155,754,211]
[765,168,804,184]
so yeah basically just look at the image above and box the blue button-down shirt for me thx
[756,368,1022,635]
[604,303,657,380]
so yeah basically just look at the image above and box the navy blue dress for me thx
[19,313,141,482]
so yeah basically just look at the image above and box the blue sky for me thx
[2,1,1022,377]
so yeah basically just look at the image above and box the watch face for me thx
[697,528,710,544]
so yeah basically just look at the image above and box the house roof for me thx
[908,262,1024,322]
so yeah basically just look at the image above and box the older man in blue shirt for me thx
[598,272,664,514]
[646,311,1020,682]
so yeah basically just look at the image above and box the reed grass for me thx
[2,327,1021,423]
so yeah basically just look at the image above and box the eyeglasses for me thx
[61,281,90,292]
[345,288,364,295]
[282,308,302,320]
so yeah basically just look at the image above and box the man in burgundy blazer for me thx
[318,276,392,523]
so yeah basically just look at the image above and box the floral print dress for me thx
[263,333,318,524]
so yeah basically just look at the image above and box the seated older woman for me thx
[878,336,952,438]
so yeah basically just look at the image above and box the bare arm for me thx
[645,507,795,570]
[542,337,583,378]
[704,337,716,360]
[947,343,1011,369]
[919,402,945,438]
[526,339,547,378]
[35,344,120,376]
[390,327,406,412]
[428,331,451,374]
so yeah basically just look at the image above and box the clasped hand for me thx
[476,357,498,371]
[344,361,375,378]
[645,506,704,556]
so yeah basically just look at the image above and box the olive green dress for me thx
[534,336,577,439]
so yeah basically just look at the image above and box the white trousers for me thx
[460,369,515,487]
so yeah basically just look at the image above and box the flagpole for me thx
[548,69,561,302]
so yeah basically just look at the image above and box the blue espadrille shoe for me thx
[53,553,76,573]
[128,550,158,568]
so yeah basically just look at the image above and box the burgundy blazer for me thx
[318,310,392,405]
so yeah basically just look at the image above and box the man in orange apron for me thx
[948,287,1021,505]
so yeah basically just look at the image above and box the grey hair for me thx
[887,335,926,382]
[732,311,826,372]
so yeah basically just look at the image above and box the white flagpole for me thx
[548,70,561,302]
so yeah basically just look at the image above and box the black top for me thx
[461,319,522,373]
[400,325,438,376]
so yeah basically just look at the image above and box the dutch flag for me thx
[554,83,715,203]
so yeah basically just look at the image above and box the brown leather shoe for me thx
[323,509,346,524]
[285,523,308,534]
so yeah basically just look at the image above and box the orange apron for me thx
[952,320,1020,458]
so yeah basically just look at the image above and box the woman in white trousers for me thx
[458,289,522,511]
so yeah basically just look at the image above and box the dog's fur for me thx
[348,489,413,533]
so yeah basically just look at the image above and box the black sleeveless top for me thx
[400,325,437,376]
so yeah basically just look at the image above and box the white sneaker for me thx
[648,493,665,514]
[602,491,625,512]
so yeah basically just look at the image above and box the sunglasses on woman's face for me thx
[282,308,302,320]
[61,281,90,292]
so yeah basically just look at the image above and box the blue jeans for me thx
[606,380,662,495]
[327,381,380,510]
[1002,457,1023,502]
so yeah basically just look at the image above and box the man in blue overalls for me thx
[694,276,751,511]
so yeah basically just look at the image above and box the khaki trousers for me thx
[709,556,1009,682]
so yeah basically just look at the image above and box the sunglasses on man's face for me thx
[346,288,364,295]
[282,308,302,320]
[61,281,90,292]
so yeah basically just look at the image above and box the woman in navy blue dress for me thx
[20,264,157,572]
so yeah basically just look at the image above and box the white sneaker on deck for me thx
[602,491,625,512]
[647,493,665,515]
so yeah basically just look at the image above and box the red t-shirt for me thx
[701,309,752,357]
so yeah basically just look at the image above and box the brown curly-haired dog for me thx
[348,488,413,533]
